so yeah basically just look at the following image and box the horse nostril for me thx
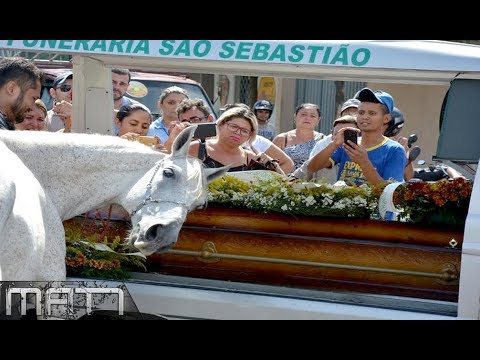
[145,224,162,242]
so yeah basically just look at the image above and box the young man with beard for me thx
[0,57,43,131]
[112,68,141,135]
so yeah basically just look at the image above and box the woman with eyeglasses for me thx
[46,71,73,133]
[188,106,262,172]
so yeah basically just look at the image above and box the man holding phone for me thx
[159,98,216,154]
[291,115,358,182]
[306,88,406,185]
[46,71,73,132]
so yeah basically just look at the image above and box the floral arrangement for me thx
[60,175,473,280]
[207,173,473,226]
[208,174,379,219]
[393,177,473,226]
[64,218,146,280]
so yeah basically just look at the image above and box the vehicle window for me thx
[127,80,217,119]
[38,68,216,120]
[436,79,480,163]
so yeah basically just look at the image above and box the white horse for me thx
[0,126,227,281]
[0,142,65,281]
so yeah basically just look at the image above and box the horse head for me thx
[127,125,228,255]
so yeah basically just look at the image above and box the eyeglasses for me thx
[180,115,208,123]
[226,123,251,136]
[58,84,72,92]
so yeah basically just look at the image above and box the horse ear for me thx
[204,165,230,183]
[171,125,197,156]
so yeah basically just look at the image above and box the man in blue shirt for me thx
[306,88,406,185]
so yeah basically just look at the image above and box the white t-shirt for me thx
[246,135,272,153]
[45,111,66,132]
[308,134,338,183]
[310,134,332,157]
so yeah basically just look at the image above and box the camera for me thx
[193,123,216,139]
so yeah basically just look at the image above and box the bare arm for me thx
[447,166,465,179]
[392,136,413,180]
[53,101,73,133]
[307,141,338,173]
[162,122,190,153]
[272,133,287,149]
[404,162,414,181]
[188,140,200,158]
[264,143,294,174]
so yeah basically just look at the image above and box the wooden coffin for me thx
[146,206,463,302]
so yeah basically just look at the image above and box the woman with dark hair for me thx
[115,103,153,139]
[273,103,324,171]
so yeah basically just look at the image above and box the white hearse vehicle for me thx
[1,40,479,319]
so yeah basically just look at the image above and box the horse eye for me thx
[196,203,206,210]
[163,168,175,178]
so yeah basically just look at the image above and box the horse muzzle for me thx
[132,219,182,256]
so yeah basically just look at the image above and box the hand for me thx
[337,127,360,147]
[255,152,272,164]
[168,121,191,137]
[256,152,284,175]
[391,136,408,151]
[342,141,369,166]
[120,132,140,141]
[53,100,73,120]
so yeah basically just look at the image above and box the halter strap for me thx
[130,159,189,217]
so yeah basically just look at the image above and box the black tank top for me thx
[203,156,248,172]
[199,140,249,172]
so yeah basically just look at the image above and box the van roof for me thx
[130,71,199,84]
[40,67,201,85]
[14,40,480,85]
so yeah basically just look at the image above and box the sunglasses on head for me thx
[58,84,72,92]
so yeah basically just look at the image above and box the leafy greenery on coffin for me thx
[65,220,146,280]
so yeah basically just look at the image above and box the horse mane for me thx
[0,131,165,172]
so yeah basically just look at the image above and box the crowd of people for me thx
[1,56,464,195]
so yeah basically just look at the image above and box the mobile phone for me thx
[343,129,358,146]
[137,136,159,146]
[193,123,216,139]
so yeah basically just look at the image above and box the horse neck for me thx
[1,132,165,220]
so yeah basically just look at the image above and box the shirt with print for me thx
[258,123,277,141]
[331,137,406,186]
